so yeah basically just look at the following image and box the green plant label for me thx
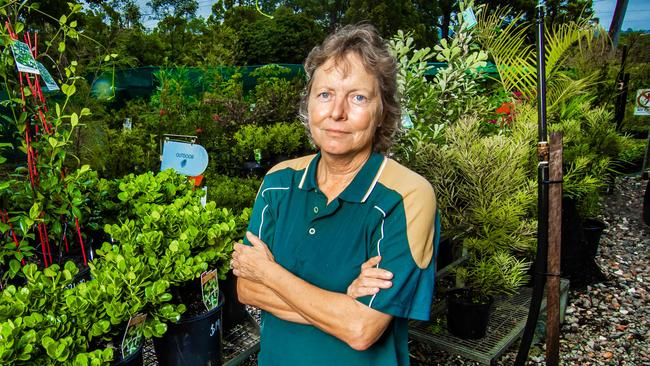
[462,8,477,29]
[10,41,40,74]
[401,110,414,129]
[254,148,262,164]
[36,62,59,91]
[201,269,220,311]
[122,313,146,359]
[160,140,209,176]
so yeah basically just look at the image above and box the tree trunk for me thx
[609,0,629,49]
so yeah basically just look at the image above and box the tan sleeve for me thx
[266,154,316,175]
[378,159,437,269]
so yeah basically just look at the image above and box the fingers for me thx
[357,277,392,290]
[362,267,393,280]
[246,231,264,247]
[361,256,382,270]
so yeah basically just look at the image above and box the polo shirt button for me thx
[313,207,319,213]
[308,228,316,235]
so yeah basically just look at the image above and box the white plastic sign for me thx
[36,62,59,91]
[11,41,40,74]
[462,8,477,29]
[160,140,209,176]
[634,89,650,116]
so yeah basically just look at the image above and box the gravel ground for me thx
[239,175,650,365]
[411,174,650,365]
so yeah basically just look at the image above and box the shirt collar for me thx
[298,152,387,203]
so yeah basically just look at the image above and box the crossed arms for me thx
[233,232,394,351]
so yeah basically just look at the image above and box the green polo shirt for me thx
[244,152,438,366]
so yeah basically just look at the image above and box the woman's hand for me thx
[232,231,276,283]
[346,256,393,298]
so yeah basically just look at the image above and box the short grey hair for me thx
[299,24,400,154]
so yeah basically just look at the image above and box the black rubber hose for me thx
[514,4,549,365]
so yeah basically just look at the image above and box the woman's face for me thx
[307,52,382,159]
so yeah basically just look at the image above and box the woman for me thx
[231,24,437,365]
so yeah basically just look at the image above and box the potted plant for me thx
[447,252,530,339]
[101,170,240,365]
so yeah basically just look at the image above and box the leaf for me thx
[80,108,91,116]
[70,112,78,127]
[48,137,59,148]
[69,20,77,27]
[61,83,76,97]
[59,15,67,24]
[58,41,65,53]
[29,203,40,220]
[9,260,20,275]
[103,55,110,62]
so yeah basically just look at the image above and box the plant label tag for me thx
[634,89,650,116]
[254,148,262,164]
[401,110,414,129]
[123,117,132,131]
[201,269,220,311]
[10,41,40,74]
[36,62,59,91]
[462,8,477,29]
[122,313,146,359]
[160,140,209,176]
[201,186,207,207]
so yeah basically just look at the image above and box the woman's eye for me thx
[353,95,367,103]
[317,92,330,99]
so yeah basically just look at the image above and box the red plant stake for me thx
[37,222,48,267]
[42,221,53,264]
[1,211,25,266]
[75,217,87,266]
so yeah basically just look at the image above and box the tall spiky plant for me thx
[474,5,606,114]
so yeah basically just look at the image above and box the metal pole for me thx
[514,4,549,365]
[546,132,563,366]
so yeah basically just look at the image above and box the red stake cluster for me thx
[4,20,88,268]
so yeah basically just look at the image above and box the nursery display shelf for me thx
[409,278,570,365]
[142,313,261,366]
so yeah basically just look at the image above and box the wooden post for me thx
[546,132,563,365]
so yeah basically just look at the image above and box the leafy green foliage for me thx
[550,103,624,218]
[455,251,530,299]
[389,6,489,140]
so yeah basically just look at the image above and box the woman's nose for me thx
[330,96,347,121]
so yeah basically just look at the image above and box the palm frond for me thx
[546,72,599,112]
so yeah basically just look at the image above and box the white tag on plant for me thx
[160,140,209,176]
[122,313,146,359]
[10,41,40,74]
[36,62,59,91]
[462,7,477,29]
[201,269,220,311]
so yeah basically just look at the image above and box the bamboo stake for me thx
[546,132,563,365]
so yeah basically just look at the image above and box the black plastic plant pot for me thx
[112,342,144,366]
[446,288,493,340]
[582,218,606,259]
[220,270,249,332]
[153,293,225,366]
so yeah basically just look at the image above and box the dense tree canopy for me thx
[22,0,594,68]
